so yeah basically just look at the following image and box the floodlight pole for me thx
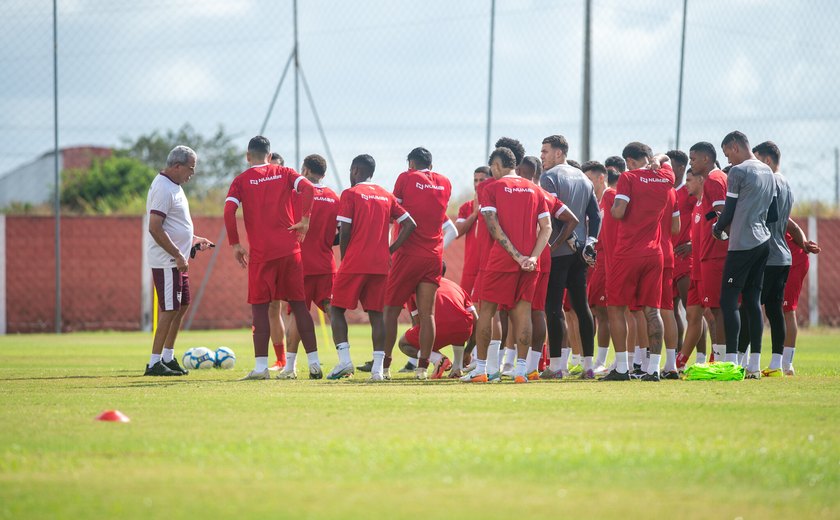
[581,0,592,161]
[53,0,61,334]
[294,0,300,169]
[484,0,496,159]
[675,0,688,149]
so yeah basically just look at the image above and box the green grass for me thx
[2,326,840,519]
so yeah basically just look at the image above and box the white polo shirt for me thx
[146,173,194,269]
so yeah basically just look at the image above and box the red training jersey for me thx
[599,187,618,269]
[480,174,549,273]
[336,182,409,275]
[225,164,310,263]
[538,187,568,273]
[690,200,704,280]
[787,232,808,268]
[407,277,475,335]
[296,184,339,275]
[672,184,695,249]
[699,169,729,261]
[457,200,480,275]
[613,165,674,259]
[392,169,452,259]
[659,187,679,269]
[475,179,496,271]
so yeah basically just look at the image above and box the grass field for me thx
[2,326,839,519]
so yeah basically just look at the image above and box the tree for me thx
[61,156,156,214]
[118,124,245,194]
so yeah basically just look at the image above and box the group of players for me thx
[144,131,820,382]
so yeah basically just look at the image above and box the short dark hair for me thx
[666,149,688,167]
[351,154,376,179]
[581,160,607,176]
[542,135,569,154]
[495,137,525,165]
[752,141,780,165]
[722,164,732,174]
[441,260,447,277]
[567,159,581,170]
[248,135,271,156]
[520,156,542,179]
[622,142,652,162]
[607,168,620,186]
[489,147,516,169]
[474,166,491,176]
[689,141,717,163]
[269,152,284,165]
[722,130,750,149]
[605,155,626,172]
[303,154,327,176]
[407,147,432,169]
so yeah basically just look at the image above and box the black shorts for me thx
[761,265,790,306]
[722,241,770,293]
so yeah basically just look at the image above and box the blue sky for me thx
[1,0,838,203]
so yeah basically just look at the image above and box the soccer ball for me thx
[182,347,216,370]
[215,346,236,369]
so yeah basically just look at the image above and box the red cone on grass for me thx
[96,410,130,423]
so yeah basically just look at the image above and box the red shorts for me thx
[460,270,478,298]
[472,270,485,301]
[404,319,474,351]
[607,255,663,309]
[660,267,674,310]
[700,259,725,309]
[385,252,442,307]
[286,273,334,313]
[152,268,190,311]
[247,253,305,305]
[533,271,550,311]
[784,259,809,312]
[673,256,691,284]
[478,270,538,308]
[588,264,607,307]
[687,279,702,307]
[332,271,387,312]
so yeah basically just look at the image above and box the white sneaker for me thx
[383,368,392,380]
[326,362,354,380]
[448,368,463,379]
[465,359,477,372]
[239,369,270,381]
[369,372,385,382]
[276,368,297,380]
[745,370,761,380]
[501,363,515,378]
[415,367,428,380]
[592,363,609,376]
[784,366,796,376]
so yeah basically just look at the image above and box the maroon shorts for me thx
[152,268,191,311]
[660,267,674,310]
[332,271,387,312]
[607,255,663,309]
[533,271,550,312]
[460,270,478,298]
[588,263,607,307]
[385,252,442,308]
[784,259,809,312]
[479,270,538,308]
[687,279,702,307]
[700,259,725,309]
[404,319,474,351]
[248,253,305,305]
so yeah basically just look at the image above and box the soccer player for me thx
[327,154,416,381]
[688,141,729,362]
[224,136,321,380]
[383,147,452,380]
[539,135,601,379]
[666,150,691,344]
[399,266,478,379]
[268,151,287,370]
[276,154,340,379]
[461,147,552,383]
[270,152,285,166]
[144,145,213,376]
[713,131,777,376]
[519,155,578,379]
[782,226,819,375]
[455,166,491,297]
[603,142,678,381]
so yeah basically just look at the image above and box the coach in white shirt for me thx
[144,145,213,376]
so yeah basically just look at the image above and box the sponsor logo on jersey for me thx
[695,213,701,223]
[415,182,445,191]
[314,196,336,203]
[361,193,389,202]
[639,176,672,184]
[250,174,283,185]
[503,186,535,194]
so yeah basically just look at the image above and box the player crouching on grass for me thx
[461,147,552,383]
[224,136,323,381]
[144,145,214,376]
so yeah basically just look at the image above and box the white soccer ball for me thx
[182,347,216,370]
[215,346,236,369]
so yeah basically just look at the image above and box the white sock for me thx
[287,352,297,370]
[696,352,707,364]
[596,346,609,366]
[712,344,725,359]
[647,353,661,375]
[148,353,161,368]
[452,345,465,370]
[549,357,563,371]
[664,349,676,371]
[307,350,320,367]
[487,340,502,373]
[570,353,581,367]
[475,358,487,374]
[724,353,738,364]
[769,353,782,370]
[583,356,593,371]
[559,347,571,369]
[430,351,443,365]
[408,357,419,366]
[615,351,628,374]
[782,346,795,369]
[372,351,385,376]
[503,347,516,366]
[634,347,647,367]
[515,358,527,377]
[162,348,174,362]
[255,356,269,372]
[739,351,749,368]
[336,342,351,365]
[526,349,541,373]
[747,352,760,372]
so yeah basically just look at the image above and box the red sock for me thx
[676,352,688,370]
[273,343,286,366]
[539,343,548,371]
[417,358,430,369]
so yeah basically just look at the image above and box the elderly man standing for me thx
[144,145,213,376]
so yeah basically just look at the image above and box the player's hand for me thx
[674,241,692,258]
[804,240,821,254]
[472,192,480,216]
[520,256,537,272]
[289,217,310,243]
[232,244,249,268]
[582,244,597,267]
[193,236,214,251]
[175,253,189,273]
[712,226,726,241]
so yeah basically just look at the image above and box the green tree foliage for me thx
[118,124,244,194]
[60,156,156,214]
